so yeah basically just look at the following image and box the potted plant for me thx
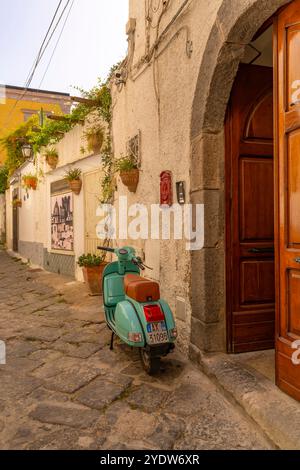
[22,173,38,190]
[77,253,108,295]
[65,168,82,195]
[12,198,22,208]
[45,147,59,169]
[83,126,105,154]
[115,155,139,192]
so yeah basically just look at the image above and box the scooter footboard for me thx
[115,300,145,347]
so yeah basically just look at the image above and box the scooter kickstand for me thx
[110,332,115,350]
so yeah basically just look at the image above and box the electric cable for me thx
[38,0,75,89]
[4,0,70,128]
[25,0,71,89]
[24,0,63,87]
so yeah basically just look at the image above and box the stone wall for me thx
[189,0,290,358]
[18,241,44,267]
[43,250,75,277]
[112,0,291,355]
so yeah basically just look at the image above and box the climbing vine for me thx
[0,166,8,194]
[0,66,119,201]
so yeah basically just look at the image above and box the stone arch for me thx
[189,0,291,359]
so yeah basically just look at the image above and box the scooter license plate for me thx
[147,321,169,344]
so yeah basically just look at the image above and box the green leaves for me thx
[1,79,113,176]
[77,253,106,267]
[0,166,8,194]
[114,155,138,172]
[64,167,82,182]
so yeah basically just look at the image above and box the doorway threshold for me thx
[191,347,300,449]
[231,349,275,382]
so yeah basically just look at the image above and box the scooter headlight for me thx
[128,332,143,343]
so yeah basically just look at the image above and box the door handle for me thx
[294,258,300,264]
[248,247,274,254]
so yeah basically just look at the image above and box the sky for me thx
[0,0,129,94]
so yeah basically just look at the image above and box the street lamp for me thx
[21,143,33,161]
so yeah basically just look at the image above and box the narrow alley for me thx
[0,249,273,450]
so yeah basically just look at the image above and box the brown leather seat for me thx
[124,274,160,302]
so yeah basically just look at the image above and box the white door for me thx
[84,170,103,255]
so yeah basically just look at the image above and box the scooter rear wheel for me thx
[139,348,160,375]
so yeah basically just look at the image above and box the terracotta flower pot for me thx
[23,177,37,190]
[120,169,139,193]
[87,133,104,154]
[46,154,58,169]
[69,178,82,195]
[82,263,107,295]
[29,178,37,190]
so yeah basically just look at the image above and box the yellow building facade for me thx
[0,85,70,164]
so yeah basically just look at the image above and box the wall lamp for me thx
[21,143,34,161]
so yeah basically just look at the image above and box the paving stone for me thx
[50,340,102,358]
[29,403,100,428]
[31,356,82,379]
[121,363,143,377]
[3,356,44,373]
[0,373,43,399]
[28,387,70,403]
[163,383,212,417]
[24,427,107,450]
[103,400,133,427]
[75,375,132,410]
[6,340,42,358]
[44,367,102,394]
[126,384,170,412]
[28,349,62,363]
[105,409,158,449]
[0,250,275,450]
[23,327,62,343]
[61,330,101,344]
[148,414,186,450]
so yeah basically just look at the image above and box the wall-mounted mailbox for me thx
[176,181,185,205]
[160,171,173,206]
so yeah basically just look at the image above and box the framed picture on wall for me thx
[51,191,74,251]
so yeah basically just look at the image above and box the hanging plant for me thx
[64,167,82,195]
[44,147,59,169]
[22,173,38,190]
[83,125,105,154]
[12,198,22,208]
[115,155,139,193]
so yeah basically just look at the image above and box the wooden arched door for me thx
[225,64,275,353]
[274,0,300,401]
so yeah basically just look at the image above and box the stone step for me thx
[190,346,300,450]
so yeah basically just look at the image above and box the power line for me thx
[39,0,75,89]
[4,0,64,126]
[24,0,64,87]
[26,0,71,89]
[4,0,70,128]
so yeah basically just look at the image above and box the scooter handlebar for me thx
[97,246,115,253]
[132,257,146,271]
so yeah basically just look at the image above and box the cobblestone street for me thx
[0,250,274,450]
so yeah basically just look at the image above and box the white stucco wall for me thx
[6,117,105,280]
[5,189,12,250]
[112,0,222,352]
[0,194,5,242]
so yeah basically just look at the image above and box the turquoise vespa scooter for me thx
[98,246,177,374]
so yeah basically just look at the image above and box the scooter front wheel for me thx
[139,348,160,375]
